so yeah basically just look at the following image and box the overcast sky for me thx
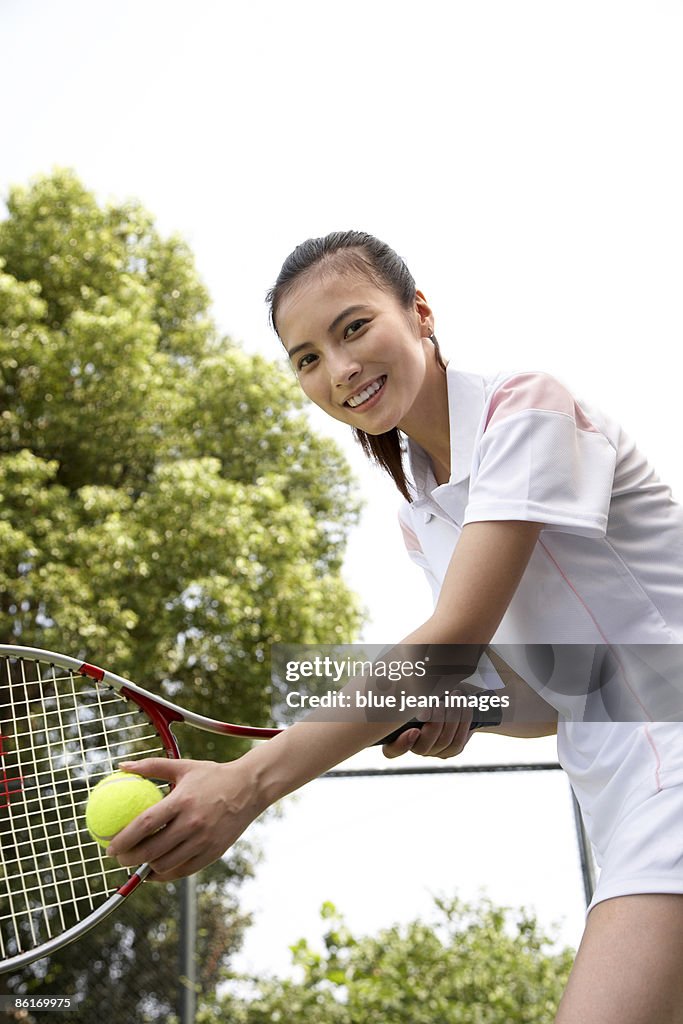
[3,0,682,978]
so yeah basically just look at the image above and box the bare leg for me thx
[556,894,683,1024]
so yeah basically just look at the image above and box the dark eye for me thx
[297,352,317,371]
[344,319,368,339]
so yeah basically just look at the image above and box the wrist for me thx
[237,740,293,812]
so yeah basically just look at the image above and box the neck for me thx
[398,352,451,484]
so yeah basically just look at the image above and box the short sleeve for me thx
[463,372,617,538]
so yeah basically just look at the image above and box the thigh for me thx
[556,894,683,1024]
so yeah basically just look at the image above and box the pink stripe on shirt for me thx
[399,517,423,554]
[485,373,599,433]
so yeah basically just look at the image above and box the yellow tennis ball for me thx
[86,770,163,849]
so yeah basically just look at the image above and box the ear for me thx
[414,290,435,338]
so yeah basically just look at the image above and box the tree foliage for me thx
[0,168,363,742]
[204,898,574,1024]
[0,169,363,1012]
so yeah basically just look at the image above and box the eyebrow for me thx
[285,305,372,361]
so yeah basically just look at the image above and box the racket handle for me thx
[374,707,503,746]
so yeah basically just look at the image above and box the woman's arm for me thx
[251,519,548,787]
[108,520,545,878]
[478,646,558,737]
[382,521,557,755]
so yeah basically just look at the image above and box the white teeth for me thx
[346,376,385,408]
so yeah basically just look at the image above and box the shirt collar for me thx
[405,365,487,501]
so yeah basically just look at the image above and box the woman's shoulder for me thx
[481,367,580,410]
[446,366,587,421]
[473,368,618,441]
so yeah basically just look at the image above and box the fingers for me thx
[117,758,186,784]
[106,787,178,861]
[106,758,259,882]
[410,720,467,758]
[107,789,223,880]
[383,711,475,760]
[382,727,421,759]
[116,814,223,881]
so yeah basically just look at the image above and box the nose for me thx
[329,348,362,388]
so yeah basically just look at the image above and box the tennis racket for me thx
[0,643,498,973]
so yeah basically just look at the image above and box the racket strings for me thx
[0,654,165,960]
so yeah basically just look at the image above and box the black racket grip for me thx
[374,707,503,746]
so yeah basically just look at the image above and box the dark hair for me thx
[265,230,446,501]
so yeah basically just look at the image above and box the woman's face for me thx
[277,270,436,435]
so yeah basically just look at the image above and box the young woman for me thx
[110,232,683,1023]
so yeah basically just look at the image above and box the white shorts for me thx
[557,721,683,914]
[587,780,683,913]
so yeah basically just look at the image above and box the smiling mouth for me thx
[344,376,387,409]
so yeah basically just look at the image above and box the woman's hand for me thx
[381,707,474,760]
[106,756,265,882]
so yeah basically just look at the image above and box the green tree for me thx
[0,169,363,1015]
[0,167,362,737]
[204,899,575,1024]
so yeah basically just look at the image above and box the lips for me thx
[344,375,387,409]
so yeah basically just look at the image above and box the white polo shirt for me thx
[398,366,683,896]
